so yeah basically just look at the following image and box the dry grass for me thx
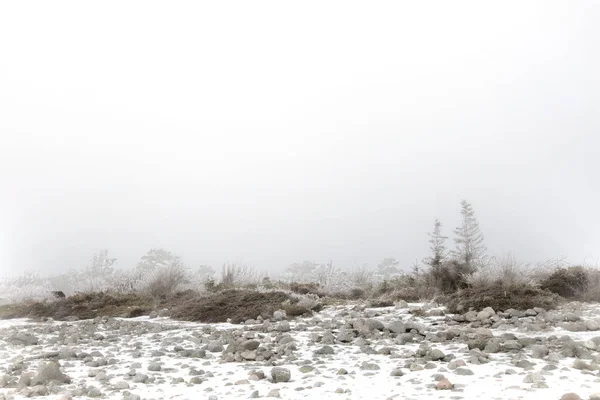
[443,284,560,313]
[170,289,318,323]
[0,291,155,320]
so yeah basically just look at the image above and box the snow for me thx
[1,304,600,400]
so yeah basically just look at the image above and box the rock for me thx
[390,368,404,377]
[435,378,454,390]
[523,373,545,383]
[240,350,257,360]
[336,330,355,343]
[123,392,142,400]
[267,389,281,398]
[586,320,600,331]
[8,333,39,346]
[277,321,291,332]
[531,345,549,358]
[272,310,287,321]
[241,340,261,351]
[147,362,161,371]
[31,361,70,386]
[395,300,409,308]
[132,373,149,383]
[468,338,488,351]
[113,381,130,390]
[360,362,380,371]
[465,311,478,322]
[454,368,474,376]
[429,349,445,361]
[271,367,291,383]
[314,346,335,355]
[149,311,158,319]
[448,360,466,370]
[560,394,581,400]
[353,318,385,335]
[207,341,224,352]
[477,308,495,321]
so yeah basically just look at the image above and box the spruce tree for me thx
[452,200,487,270]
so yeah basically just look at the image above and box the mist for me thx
[0,1,598,277]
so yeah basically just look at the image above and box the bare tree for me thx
[452,200,487,270]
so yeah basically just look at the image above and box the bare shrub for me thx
[348,265,376,295]
[141,259,191,299]
[170,289,318,323]
[444,284,559,313]
[287,292,321,311]
[219,263,261,288]
[375,271,437,302]
[466,253,536,289]
[0,271,53,303]
[581,267,600,302]
[430,260,475,293]
[540,266,589,299]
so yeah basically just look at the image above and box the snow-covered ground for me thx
[1,302,600,400]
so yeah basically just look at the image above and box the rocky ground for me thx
[1,301,600,400]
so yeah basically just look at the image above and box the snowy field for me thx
[1,302,600,400]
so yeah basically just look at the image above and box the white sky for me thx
[0,1,598,276]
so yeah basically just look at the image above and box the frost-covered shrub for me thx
[137,258,191,298]
[69,250,117,293]
[288,292,321,311]
[540,266,589,299]
[219,263,261,288]
[0,271,53,303]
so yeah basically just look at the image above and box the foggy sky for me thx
[1,2,598,277]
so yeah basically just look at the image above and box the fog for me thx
[0,2,598,277]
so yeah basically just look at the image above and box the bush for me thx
[170,289,319,323]
[140,260,191,299]
[219,263,261,289]
[443,284,559,313]
[289,282,321,296]
[540,266,589,299]
[374,272,437,302]
[430,260,475,293]
[0,291,154,320]
[581,268,600,302]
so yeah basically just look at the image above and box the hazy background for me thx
[0,1,598,277]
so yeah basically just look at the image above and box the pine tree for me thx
[424,219,448,268]
[452,200,487,270]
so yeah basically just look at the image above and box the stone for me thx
[314,346,335,355]
[435,378,454,390]
[454,368,474,376]
[390,368,404,377]
[277,321,291,332]
[8,333,39,346]
[560,394,581,400]
[465,311,478,322]
[272,310,287,321]
[271,367,291,383]
[360,362,380,371]
[241,340,261,351]
[531,345,549,358]
[147,362,161,371]
[429,349,445,361]
[31,362,70,386]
